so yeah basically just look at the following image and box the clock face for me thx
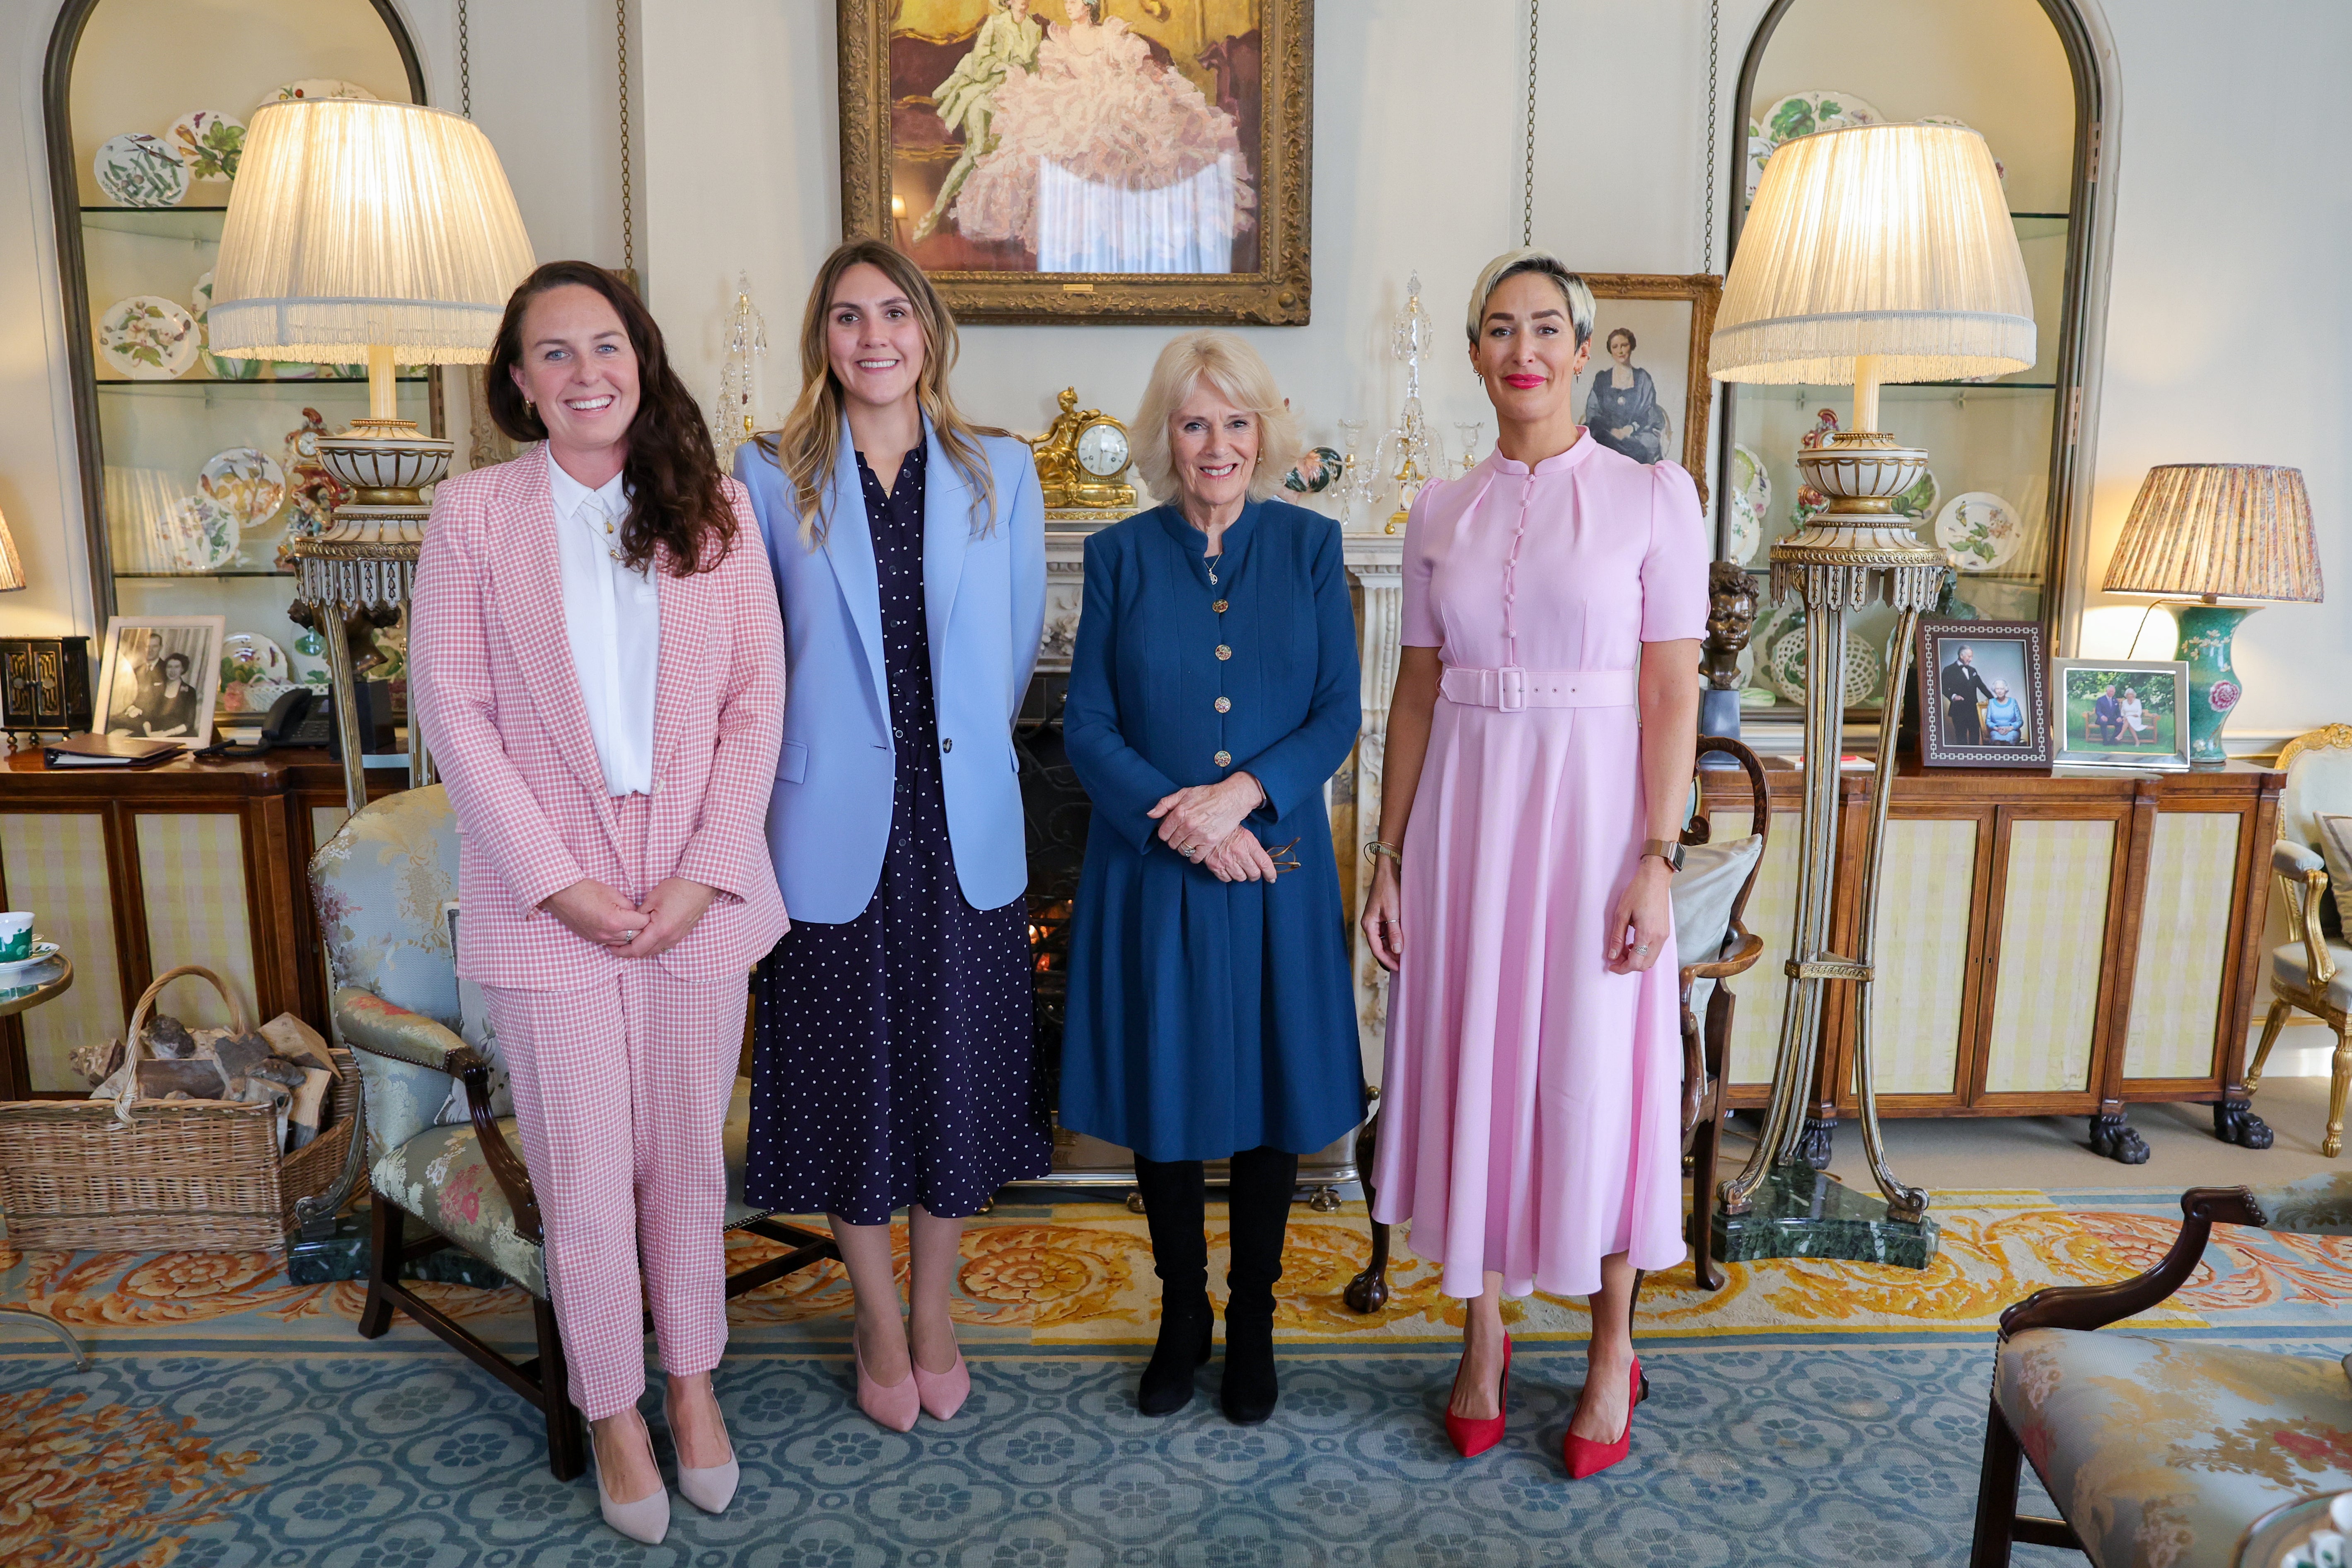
[1076,420,1129,478]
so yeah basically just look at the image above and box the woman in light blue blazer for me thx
[733,239,1047,1432]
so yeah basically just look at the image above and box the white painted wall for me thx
[7,0,2346,722]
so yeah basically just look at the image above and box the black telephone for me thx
[206,686,333,758]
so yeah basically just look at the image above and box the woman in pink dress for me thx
[1360,248,1705,1479]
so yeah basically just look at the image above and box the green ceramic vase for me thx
[2174,602,2253,766]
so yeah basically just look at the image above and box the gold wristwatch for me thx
[1364,841,1402,866]
[1640,838,1685,873]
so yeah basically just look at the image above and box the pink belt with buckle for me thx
[1438,666,1637,711]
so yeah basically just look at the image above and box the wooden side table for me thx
[0,952,89,1367]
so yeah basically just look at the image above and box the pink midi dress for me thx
[1369,434,1708,1300]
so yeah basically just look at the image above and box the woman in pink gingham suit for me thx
[412,261,786,1544]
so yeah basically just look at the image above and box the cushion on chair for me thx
[2318,816,2352,939]
[1673,834,1765,1022]
[1998,1328,2352,1568]
[2246,1172,2352,1237]
[370,1079,771,1298]
[2273,942,2352,1009]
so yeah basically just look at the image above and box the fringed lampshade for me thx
[208,99,533,367]
[0,508,24,593]
[2103,464,2323,604]
[2104,464,2324,764]
[1711,121,2035,393]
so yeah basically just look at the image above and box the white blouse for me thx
[547,459,660,797]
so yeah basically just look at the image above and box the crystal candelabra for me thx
[1454,420,1484,476]
[1334,417,1370,529]
[711,273,769,467]
[1382,272,1441,534]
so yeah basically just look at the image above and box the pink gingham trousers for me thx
[480,795,744,1422]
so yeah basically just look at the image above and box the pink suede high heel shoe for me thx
[854,1328,921,1433]
[912,1348,971,1422]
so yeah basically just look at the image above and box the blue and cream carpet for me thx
[9,1188,2350,1566]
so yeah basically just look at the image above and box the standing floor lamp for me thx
[208,99,534,812]
[1707,122,2035,1265]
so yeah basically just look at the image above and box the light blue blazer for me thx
[733,417,1045,925]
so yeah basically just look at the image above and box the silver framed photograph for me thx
[2051,657,2192,771]
[96,614,223,742]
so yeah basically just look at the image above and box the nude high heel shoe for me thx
[665,1382,739,1515]
[591,1409,671,1545]
[854,1324,921,1433]
[912,1346,972,1422]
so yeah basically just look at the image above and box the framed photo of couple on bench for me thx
[1914,619,2055,769]
[2050,656,2193,771]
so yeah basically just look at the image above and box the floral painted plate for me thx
[191,271,262,380]
[1935,490,2024,573]
[1729,444,1770,565]
[256,79,375,113]
[97,295,199,379]
[93,133,187,208]
[165,110,244,182]
[1747,91,1884,203]
[1766,620,1883,708]
[163,494,239,573]
[200,447,288,531]
[222,633,292,686]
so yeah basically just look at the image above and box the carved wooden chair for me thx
[312,785,837,1479]
[1970,1175,2352,1567]
[2247,723,2352,1155]
[1345,734,1772,1309]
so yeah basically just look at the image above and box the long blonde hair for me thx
[759,239,998,546]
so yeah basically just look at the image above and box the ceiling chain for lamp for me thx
[617,0,635,283]
[1522,0,1538,246]
[457,0,471,118]
[1702,0,1719,271]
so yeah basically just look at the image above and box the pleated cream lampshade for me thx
[208,99,534,364]
[1711,121,2035,389]
[2103,464,2323,603]
[0,507,24,593]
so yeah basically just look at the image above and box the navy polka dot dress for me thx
[747,442,1050,1225]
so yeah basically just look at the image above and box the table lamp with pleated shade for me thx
[208,98,534,534]
[2103,463,2322,763]
[208,97,533,813]
[0,508,25,594]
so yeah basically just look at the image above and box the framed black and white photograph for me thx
[96,614,222,742]
[1571,273,1722,506]
[2052,657,2192,771]
[1914,619,2052,768]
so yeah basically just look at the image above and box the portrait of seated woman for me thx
[1581,327,1672,465]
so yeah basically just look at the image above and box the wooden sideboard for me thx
[1690,758,2281,1162]
[0,748,399,1097]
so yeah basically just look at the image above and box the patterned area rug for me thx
[7,1188,2350,1566]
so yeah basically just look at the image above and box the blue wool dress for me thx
[1058,498,1364,1163]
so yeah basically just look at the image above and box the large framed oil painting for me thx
[840,0,1313,324]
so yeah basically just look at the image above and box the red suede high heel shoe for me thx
[1564,1357,1649,1479]
[1443,1334,1511,1458]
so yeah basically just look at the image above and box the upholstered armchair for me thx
[312,785,836,1479]
[1970,1174,2352,1567]
[2247,725,2352,1155]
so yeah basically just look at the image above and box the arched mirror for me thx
[1719,0,2104,727]
[45,0,429,705]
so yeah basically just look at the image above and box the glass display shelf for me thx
[97,374,432,387]
[80,204,232,211]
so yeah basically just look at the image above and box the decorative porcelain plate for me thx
[97,295,199,379]
[0,943,63,980]
[1748,91,1885,202]
[1936,490,2024,572]
[1893,466,1939,524]
[163,494,239,573]
[2241,1490,2352,1568]
[1729,444,1770,565]
[191,271,261,380]
[165,109,245,182]
[92,132,187,208]
[1765,621,1883,708]
[222,632,291,686]
[257,79,375,112]
[200,447,287,531]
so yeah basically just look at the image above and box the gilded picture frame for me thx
[839,0,1313,324]
[1574,273,1722,507]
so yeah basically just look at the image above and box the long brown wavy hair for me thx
[487,260,736,575]
[758,239,998,547]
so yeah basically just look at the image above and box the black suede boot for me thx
[1219,1145,1298,1425]
[1133,1155,1212,1416]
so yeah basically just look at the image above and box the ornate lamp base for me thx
[2174,601,2254,766]
[1711,1163,1941,1268]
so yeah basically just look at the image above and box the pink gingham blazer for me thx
[411,442,789,991]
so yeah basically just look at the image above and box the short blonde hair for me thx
[1464,247,1595,350]
[1131,330,1300,505]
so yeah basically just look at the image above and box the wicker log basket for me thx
[0,965,358,1256]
